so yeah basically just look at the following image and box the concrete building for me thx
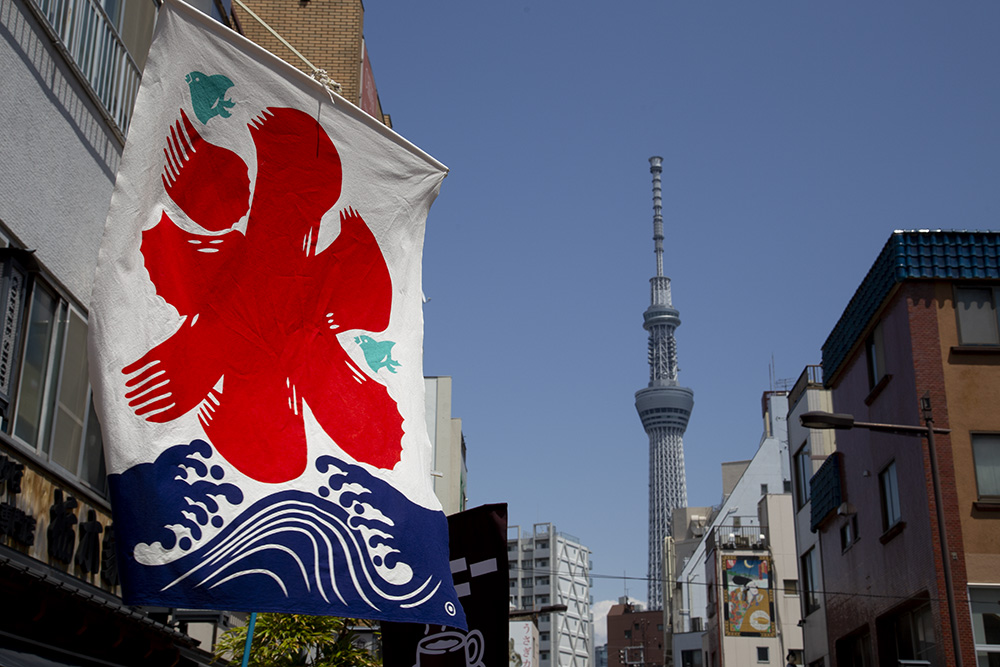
[607,598,664,667]
[425,376,467,515]
[635,157,694,611]
[703,492,802,667]
[669,392,802,667]
[0,0,398,662]
[785,365,836,667]
[812,230,1000,666]
[509,523,594,667]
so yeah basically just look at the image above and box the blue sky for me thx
[362,1,1000,614]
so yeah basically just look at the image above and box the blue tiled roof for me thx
[821,230,1000,384]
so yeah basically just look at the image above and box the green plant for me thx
[214,614,380,667]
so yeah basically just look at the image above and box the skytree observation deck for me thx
[635,156,694,611]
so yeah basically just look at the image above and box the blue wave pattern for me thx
[108,441,465,626]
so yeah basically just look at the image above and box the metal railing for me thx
[29,0,142,139]
[706,524,770,552]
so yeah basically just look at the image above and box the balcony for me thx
[706,525,769,552]
[27,0,142,140]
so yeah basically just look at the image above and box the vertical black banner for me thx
[383,504,508,667]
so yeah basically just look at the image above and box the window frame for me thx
[971,433,1000,501]
[955,285,1000,346]
[879,460,902,532]
[8,273,108,497]
[866,321,887,389]
[970,585,1000,661]
[800,547,820,616]
[793,440,812,510]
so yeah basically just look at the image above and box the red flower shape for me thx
[123,108,403,483]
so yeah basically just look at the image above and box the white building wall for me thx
[0,0,125,304]
[424,376,466,514]
[786,373,836,667]
[509,524,593,667]
[673,393,791,666]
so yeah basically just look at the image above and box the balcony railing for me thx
[706,524,769,552]
[28,0,142,139]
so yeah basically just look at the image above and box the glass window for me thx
[14,286,60,447]
[680,650,702,667]
[840,515,859,551]
[973,434,1000,500]
[800,548,819,615]
[880,461,901,530]
[894,603,936,664]
[866,321,887,389]
[956,287,1000,345]
[756,646,769,663]
[794,441,812,509]
[11,279,106,493]
[971,586,1000,664]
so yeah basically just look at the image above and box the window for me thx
[879,461,901,531]
[970,586,1000,664]
[680,649,702,667]
[761,483,768,496]
[972,434,1000,500]
[893,603,936,664]
[624,630,632,639]
[794,441,812,509]
[956,287,1000,345]
[866,321,887,389]
[756,646,769,663]
[11,279,106,491]
[836,632,873,667]
[840,515,859,551]
[783,579,798,596]
[800,548,819,615]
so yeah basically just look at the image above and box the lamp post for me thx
[800,395,962,667]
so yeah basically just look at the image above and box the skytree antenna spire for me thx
[635,156,694,610]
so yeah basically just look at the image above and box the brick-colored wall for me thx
[821,282,975,666]
[237,0,365,105]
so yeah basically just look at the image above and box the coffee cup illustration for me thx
[413,629,485,667]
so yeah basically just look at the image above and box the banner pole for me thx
[240,612,258,667]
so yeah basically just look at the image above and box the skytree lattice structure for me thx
[634,156,694,611]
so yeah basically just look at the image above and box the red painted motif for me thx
[122,107,404,483]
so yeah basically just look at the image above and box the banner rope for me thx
[230,0,343,96]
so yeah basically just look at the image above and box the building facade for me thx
[785,365,836,667]
[509,523,594,667]
[425,376,468,515]
[814,230,1000,666]
[669,392,802,667]
[0,0,396,662]
[607,599,665,667]
[635,157,694,611]
[235,0,390,125]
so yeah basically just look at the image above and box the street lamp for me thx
[800,395,962,667]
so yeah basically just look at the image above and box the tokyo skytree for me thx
[634,156,694,611]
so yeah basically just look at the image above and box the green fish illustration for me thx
[355,335,401,374]
[186,71,235,124]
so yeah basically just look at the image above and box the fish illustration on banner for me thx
[88,0,464,628]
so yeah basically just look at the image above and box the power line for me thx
[507,565,956,605]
